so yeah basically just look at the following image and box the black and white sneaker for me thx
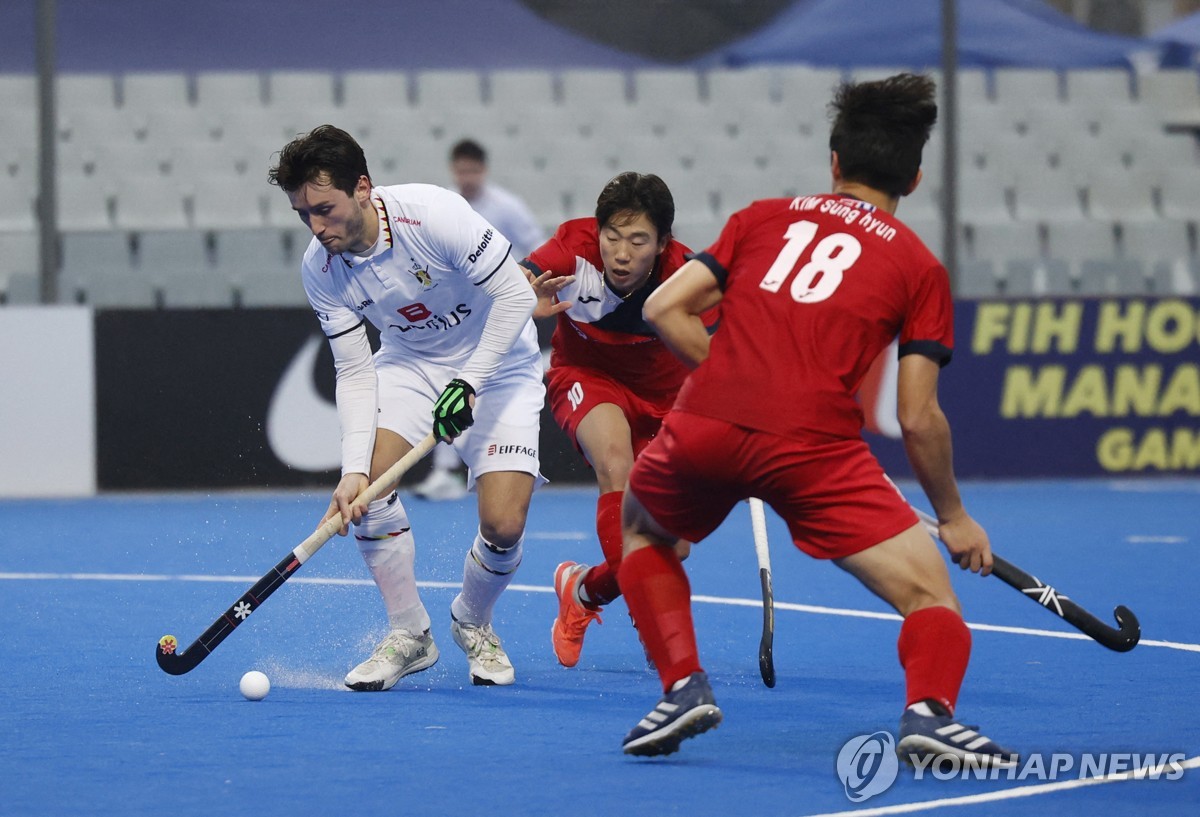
[897,700,1018,767]
[622,672,723,757]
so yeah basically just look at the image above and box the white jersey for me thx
[465,183,546,262]
[301,183,540,370]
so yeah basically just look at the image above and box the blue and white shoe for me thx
[622,672,723,756]
[897,701,1018,767]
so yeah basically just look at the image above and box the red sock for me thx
[618,545,701,692]
[581,491,623,605]
[897,605,972,714]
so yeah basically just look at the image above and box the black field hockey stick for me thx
[913,507,1140,652]
[156,434,438,675]
[748,498,776,688]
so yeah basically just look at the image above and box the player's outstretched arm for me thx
[643,259,723,369]
[896,353,993,575]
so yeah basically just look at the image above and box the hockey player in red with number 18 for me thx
[522,172,715,668]
[618,74,1018,766]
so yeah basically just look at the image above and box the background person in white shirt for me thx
[414,138,549,501]
[268,125,544,690]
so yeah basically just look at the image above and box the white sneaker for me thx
[450,617,515,685]
[344,628,439,691]
[412,469,468,501]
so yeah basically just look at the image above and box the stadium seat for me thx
[633,68,703,107]
[957,166,1013,225]
[120,72,192,115]
[190,174,267,231]
[1085,170,1159,224]
[1013,166,1086,223]
[0,156,38,232]
[113,175,190,230]
[706,67,774,111]
[1159,167,1200,223]
[414,69,486,110]
[1043,220,1126,294]
[1136,69,1200,128]
[267,70,338,109]
[56,173,117,231]
[966,220,1042,296]
[1064,68,1135,106]
[341,70,411,115]
[1120,220,1196,295]
[213,228,296,280]
[236,268,309,307]
[991,68,1062,105]
[489,69,557,108]
[775,66,843,109]
[56,73,119,110]
[0,74,36,112]
[194,71,266,111]
[0,232,39,304]
[560,69,631,108]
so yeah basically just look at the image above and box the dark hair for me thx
[594,172,674,240]
[268,124,370,195]
[828,73,938,198]
[450,138,487,164]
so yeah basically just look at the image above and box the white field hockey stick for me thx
[156,433,439,675]
[748,497,776,688]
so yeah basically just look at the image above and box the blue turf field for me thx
[2,480,1198,816]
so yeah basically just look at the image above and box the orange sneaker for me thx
[551,561,603,667]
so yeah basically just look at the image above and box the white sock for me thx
[908,701,937,717]
[450,530,523,626]
[355,493,430,634]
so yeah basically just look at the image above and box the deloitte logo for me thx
[836,731,899,802]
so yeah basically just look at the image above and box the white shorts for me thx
[375,348,547,491]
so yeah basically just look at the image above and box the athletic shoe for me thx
[896,701,1019,767]
[551,561,603,667]
[622,671,723,757]
[344,628,439,691]
[450,616,515,685]
[412,468,468,501]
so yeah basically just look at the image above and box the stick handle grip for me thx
[294,434,438,563]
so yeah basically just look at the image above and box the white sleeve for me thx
[456,253,536,390]
[327,322,378,476]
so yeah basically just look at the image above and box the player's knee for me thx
[590,447,634,494]
[472,530,523,575]
[478,517,525,551]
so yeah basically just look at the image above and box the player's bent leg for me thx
[448,470,534,686]
[836,524,1017,767]
[346,490,436,691]
[551,560,602,667]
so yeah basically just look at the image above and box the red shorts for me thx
[546,365,675,459]
[628,411,918,560]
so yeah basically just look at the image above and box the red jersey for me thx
[525,218,697,399]
[676,194,953,441]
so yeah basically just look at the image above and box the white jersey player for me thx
[269,125,544,690]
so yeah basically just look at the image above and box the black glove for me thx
[433,378,476,442]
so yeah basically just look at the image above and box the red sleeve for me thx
[898,260,954,366]
[692,209,750,289]
[525,219,589,279]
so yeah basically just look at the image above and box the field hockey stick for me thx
[748,497,776,688]
[913,507,1140,652]
[155,433,439,675]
